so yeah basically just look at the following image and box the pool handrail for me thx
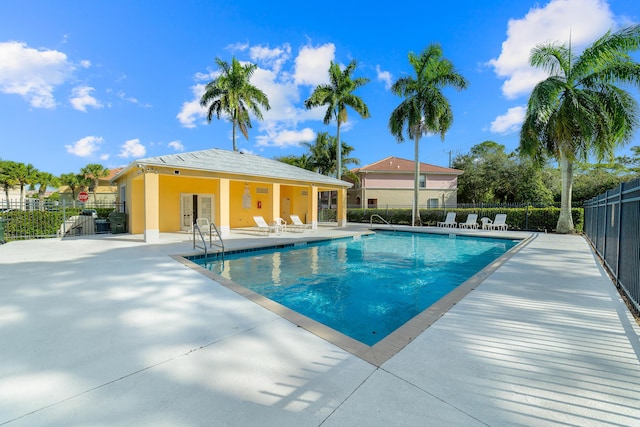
[208,222,225,263]
[370,214,396,231]
[193,221,225,262]
[193,223,208,257]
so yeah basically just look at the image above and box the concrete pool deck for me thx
[1,225,639,426]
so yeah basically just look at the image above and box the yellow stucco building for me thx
[112,148,351,242]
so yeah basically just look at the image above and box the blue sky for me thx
[1,0,639,176]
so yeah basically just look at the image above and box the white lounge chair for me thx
[437,212,457,228]
[485,214,508,231]
[458,214,478,229]
[253,216,280,235]
[289,214,313,232]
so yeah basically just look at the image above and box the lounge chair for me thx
[253,216,280,235]
[289,214,313,232]
[485,214,508,231]
[437,212,457,228]
[458,214,478,229]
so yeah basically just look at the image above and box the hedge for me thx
[347,207,584,233]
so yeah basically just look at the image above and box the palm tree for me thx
[59,172,86,205]
[200,57,271,152]
[520,25,640,233]
[389,44,469,226]
[0,160,18,208]
[31,171,59,210]
[303,131,359,176]
[275,154,315,171]
[81,164,109,204]
[11,162,38,210]
[304,60,370,180]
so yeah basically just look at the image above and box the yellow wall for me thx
[157,175,220,231]
[130,176,145,234]
[113,165,349,235]
[229,181,275,228]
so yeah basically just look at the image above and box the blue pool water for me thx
[197,231,518,345]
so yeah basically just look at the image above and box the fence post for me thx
[62,199,67,236]
[525,205,529,230]
[615,182,623,286]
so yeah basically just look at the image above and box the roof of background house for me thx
[112,148,351,187]
[102,167,124,182]
[352,156,463,175]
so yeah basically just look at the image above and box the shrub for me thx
[348,207,584,232]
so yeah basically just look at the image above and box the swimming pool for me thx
[195,231,519,346]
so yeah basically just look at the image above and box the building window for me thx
[428,198,439,208]
[367,198,377,208]
[356,196,361,206]
[419,175,426,188]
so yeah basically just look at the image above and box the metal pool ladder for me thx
[370,214,396,231]
[193,222,225,263]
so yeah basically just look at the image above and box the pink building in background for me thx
[347,156,463,209]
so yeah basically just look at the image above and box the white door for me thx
[181,194,194,231]
[199,195,215,223]
[181,193,215,231]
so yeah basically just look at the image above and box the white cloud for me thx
[118,139,146,158]
[294,43,335,86]
[177,83,207,128]
[99,153,110,161]
[225,41,249,52]
[80,60,91,68]
[70,85,102,112]
[168,140,184,151]
[376,65,393,90]
[65,136,103,157]
[490,106,527,134]
[250,44,291,74]
[487,0,616,99]
[0,41,75,108]
[255,126,315,148]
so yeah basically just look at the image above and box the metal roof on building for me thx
[112,148,351,187]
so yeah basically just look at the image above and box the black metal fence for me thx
[584,178,640,315]
[0,199,125,242]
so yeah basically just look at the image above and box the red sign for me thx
[78,191,89,202]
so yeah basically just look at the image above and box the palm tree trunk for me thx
[232,119,237,152]
[336,122,342,180]
[557,150,575,233]
[413,134,421,226]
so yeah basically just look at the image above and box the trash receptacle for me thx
[96,219,110,234]
[0,219,5,244]
[109,213,127,234]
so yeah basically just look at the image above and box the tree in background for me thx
[302,131,360,177]
[200,57,271,152]
[0,160,19,208]
[59,172,87,204]
[453,141,553,205]
[275,154,314,170]
[389,43,468,225]
[615,145,640,176]
[305,60,369,180]
[31,171,60,210]
[572,162,627,203]
[11,162,38,210]
[520,25,640,233]
[81,164,109,204]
